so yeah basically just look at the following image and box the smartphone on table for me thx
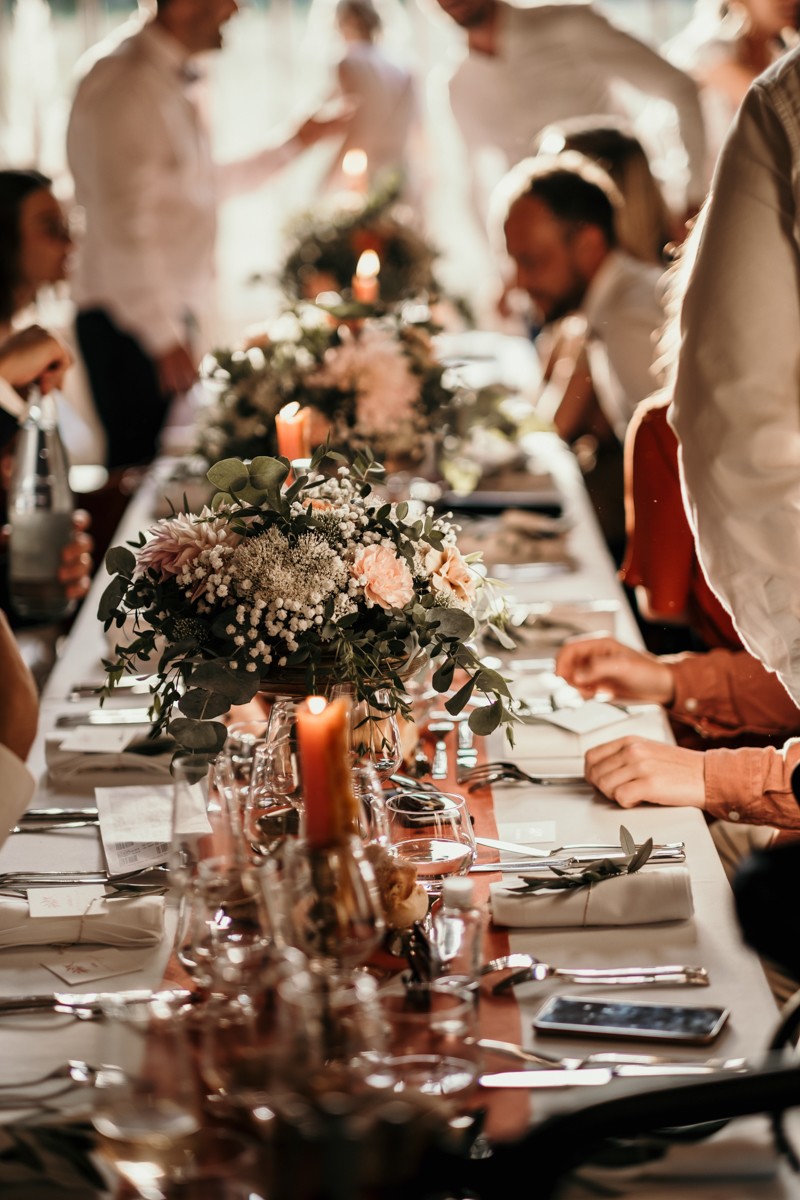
[533,996,730,1045]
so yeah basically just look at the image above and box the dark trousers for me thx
[76,308,167,470]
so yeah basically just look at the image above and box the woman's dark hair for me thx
[0,169,51,325]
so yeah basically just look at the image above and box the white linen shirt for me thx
[0,744,35,851]
[671,47,800,704]
[582,249,665,439]
[67,21,302,358]
[447,2,708,207]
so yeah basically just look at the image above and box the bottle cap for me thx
[442,877,475,909]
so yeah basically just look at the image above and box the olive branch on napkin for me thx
[506,826,654,895]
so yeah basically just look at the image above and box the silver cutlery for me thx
[69,676,153,700]
[492,961,709,994]
[0,987,191,1018]
[477,1039,746,1074]
[464,762,589,790]
[429,720,454,780]
[56,708,153,728]
[0,866,167,888]
[470,844,687,873]
[475,836,549,858]
[479,1061,748,1088]
[455,720,478,778]
[0,1061,122,1105]
[11,820,99,834]
[18,808,99,824]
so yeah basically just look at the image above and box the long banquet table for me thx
[1,430,797,1196]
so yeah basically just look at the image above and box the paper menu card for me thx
[535,700,631,735]
[95,783,210,876]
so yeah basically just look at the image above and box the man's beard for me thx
[539,277,588,326]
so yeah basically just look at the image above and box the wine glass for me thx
[385,791,476,895]
[169,754,215,895]
[244,739,302,863]
[213,718,271,815]
[330,685,402,778]
[282,835,385,978]
[92,993,202,1200]
[351,762,389,846]
[175,857,272,991]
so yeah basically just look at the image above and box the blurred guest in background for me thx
[326,0,417,196]
[534,118,674,266]
[434,0,708,223]
[67,0,349,472]
[0,169,105,465]
[669,0,799,165]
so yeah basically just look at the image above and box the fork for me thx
[477,1039,746,1074]
[0,1059,105,1092]
[491,959,709,994]
[463,761,588,790]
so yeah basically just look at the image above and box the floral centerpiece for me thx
[280,182,441,307]
[198,306,457,467]
[99,447,514,756]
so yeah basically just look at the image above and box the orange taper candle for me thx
[275,402,311,463]
[296,695,358,849]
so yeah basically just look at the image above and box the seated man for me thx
[494,153,665,556]
[0,608,37,841]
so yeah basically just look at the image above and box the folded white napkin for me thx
[0,894,165,949]
[46,733,174,790]
[490,868,693,928]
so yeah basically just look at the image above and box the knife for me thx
[480,1068,614,1089]
[18,808,99,824]
[0,988,192,1016]
[56,709,154,728]
[470,847,686,873]
[475,836,549,858]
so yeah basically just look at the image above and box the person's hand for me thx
[296,103,355,147]
[0,610,38,760]
[0,325,73,394]
[156,343,197,396]
[555,634,675,705]
[58,509,93,601]
[584,736,705,810]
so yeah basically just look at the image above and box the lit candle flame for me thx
[279,401,301,421]
[307,696,328,715]
[356,250,380,281]
[342,148,368,179]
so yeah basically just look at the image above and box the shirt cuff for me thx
[704,741,800,829]
[667,653,738,733]
[0,378,27,423]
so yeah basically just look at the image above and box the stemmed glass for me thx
[330,685,402,778]
[244,732,302,863]
[385,791,476,895]
[92,994,202,1200]
[282,835,385,979]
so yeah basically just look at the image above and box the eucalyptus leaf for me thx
[468,701,502,735]
[105,545,136,578]
[627,837,654,874]
[168,718,227,753]
[249,456,289,493]
[178,689,232,720]
[620,826,637,857]
[190,660,260,704]
[444,676,475,715]
[97,576,129,624]
[425,607,475,640]
[207,458,249,493]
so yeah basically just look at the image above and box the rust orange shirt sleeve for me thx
[668,649,800,738]
[704,738,800,829]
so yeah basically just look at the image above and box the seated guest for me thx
[0,608,37,834]
[0,169,105,464]
[494,153,665,556]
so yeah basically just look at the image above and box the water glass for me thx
[245,739,302,863]
[385,791,476,894]
[361,981,480,1100]
[351,762,389,845]
[92,993,202,1200]
[169,754,214,893]
[330,685,402,778]
[175,857,272,990]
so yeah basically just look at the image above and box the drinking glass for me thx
[92,994,202,1200]
[360,981,480,1101]
[351,762,389,845]
[330,685,402,778]
[385,791,476,894]
[175,857,272,991]
[244,739,302,863]
[169,754,214,894]
[282,835,385,977]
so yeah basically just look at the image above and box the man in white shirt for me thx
[67,0,345,470]
[435,0,708,219]
[671,47,800,707]
[496,154,664,440]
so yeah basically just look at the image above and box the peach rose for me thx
[423,544,476,606]
[351,544,415,609]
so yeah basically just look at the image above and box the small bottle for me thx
[432,877,484,992]
[8,388,75,622]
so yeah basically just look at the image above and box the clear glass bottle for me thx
[432,876,484,992]
[8,388,74,622]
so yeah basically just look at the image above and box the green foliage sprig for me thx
[506,827,654,895]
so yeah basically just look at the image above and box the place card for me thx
[536,701,631,735]
[95,783,210,875]
[27,885,107,919]
[42,946,152,986]
[59,727,138,754]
